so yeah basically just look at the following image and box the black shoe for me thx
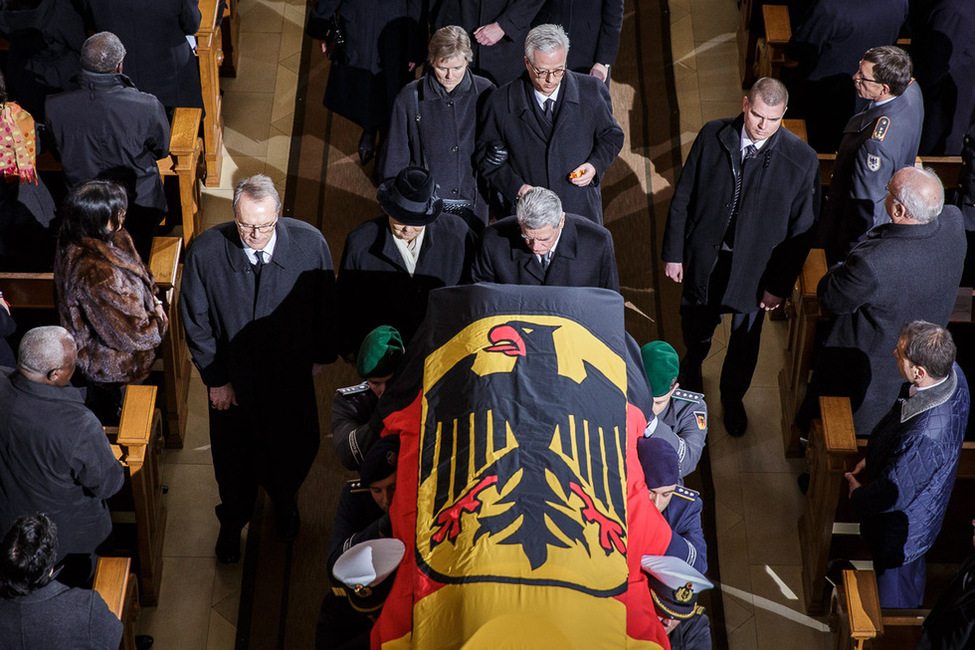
[723,399,748,437]
[797,472,810,494]
[135,635,155,650]
[275,501,301,541]
[215,526,241,564]
[358,129,376,165]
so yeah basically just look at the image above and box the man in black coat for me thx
[817,46,924,265]
[338,166,475,357]
[45,32,170,262]
[800,167,966,437]
[471,186,619,291]
[533,0,624,81]
[0,327,124,582]
[430,0,543,87]
[662,77,819,436]
[476,23,624,225]
[76,0,203,110]
[180,175,337,563]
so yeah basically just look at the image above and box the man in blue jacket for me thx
[845,321,970,608]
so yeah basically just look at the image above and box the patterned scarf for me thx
[0,102,38,184]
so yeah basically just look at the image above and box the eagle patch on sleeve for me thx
[871,116,890,141]
[867,154,881,172]
[694,411,707,430]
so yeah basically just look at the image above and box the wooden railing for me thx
[196,0,226,187]
[93,556,140,650]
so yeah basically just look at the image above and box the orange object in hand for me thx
[568,168,585,180]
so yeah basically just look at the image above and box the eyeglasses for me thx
[235,221,277,235]
[853,65,880,85]
[528,64,565,80]
[885,184,903,204]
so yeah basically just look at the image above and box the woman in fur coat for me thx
[53,180,168,422]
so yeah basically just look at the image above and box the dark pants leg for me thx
[719,309,766,403]
[877,556,926,608]
[679,302,724,370]
[208,404,260,532]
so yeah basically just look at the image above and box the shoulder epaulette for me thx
[348,479,368,493]
[872,116,890,141]
[672,389,703,404]
[673,485,699,501]
[337,382,370,396]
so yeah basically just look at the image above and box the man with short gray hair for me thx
[0,326,124,584]
[45,31,170,261]
[181,175,338,563]
[800,166,966,437]
[476,23,623,224]
[471,186,619,290]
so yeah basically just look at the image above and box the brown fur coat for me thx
[54,229,167,384]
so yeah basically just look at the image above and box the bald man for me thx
[800,167,966,436]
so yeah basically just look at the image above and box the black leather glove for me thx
[483,142,508,168]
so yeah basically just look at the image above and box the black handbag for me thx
[306,3,348,65]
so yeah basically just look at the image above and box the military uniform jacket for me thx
[819,81,924,262]
[663,485,707,575]
[814,210,966,436]
[0,371,124,558]
[476,71,624,224]
[661,115,820,311]
[328,481,391,575]
[647,389,707,479]
[331,382,379,471]
[471,213,620,291]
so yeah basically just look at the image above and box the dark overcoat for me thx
[309,0,424,129]
[808,208,966,436]
[912,0,975,155]
[0,305,14,368]
[471,212,619,290]
[0,371,125,559]
[0,0,86,120]
[77,0,203,109]
[45,71,170,212]
[179,219,337,488]
[818,81,924,263]
[661,116,820,312]
[476,71,623,224]
[382,71,495,225]
[430,0,543,87]
[533,0,624,71]
[337,214,475,355]
[0,581,123,650]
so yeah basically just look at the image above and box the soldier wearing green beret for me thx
[332,326,406,471]
[641,341,708,480]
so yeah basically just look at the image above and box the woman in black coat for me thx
[308,0,425,165]
[382,26,495,231]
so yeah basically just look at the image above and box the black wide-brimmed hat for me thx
[377,166,443,226]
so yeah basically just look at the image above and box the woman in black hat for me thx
[337,166,476,359]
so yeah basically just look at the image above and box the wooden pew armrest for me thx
[149,237,183,293]
[842,569,884,641]
[197,0,222,36]
[93,556,133,620]
[819,396,857,452]
[762,5,792,45]
[116,385,158,449]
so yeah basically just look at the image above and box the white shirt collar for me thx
[240,230,277,265]
[908,374,948,397]
[740,130,769,152]
[533,84,561,110]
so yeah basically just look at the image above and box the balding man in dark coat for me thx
[471,186,619,291]
[476,24,623,224]
[430,0,543,87]
[800,167,966,437]
[533,0,624,81]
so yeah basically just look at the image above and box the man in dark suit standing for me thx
[471,186,619,290]
[662,77,819,437]
[533,0,624,82]
[430,0,543,87]
[800,167,966,437]
[180,175,337,563]
[476,23,624,224]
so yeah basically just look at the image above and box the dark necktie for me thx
[253,250,266,277]
[726,146,760,250]
[742,143,759,161]
[543,98,554,123]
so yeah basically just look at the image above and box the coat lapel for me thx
[515,76,549,142]
[550,72,580,141]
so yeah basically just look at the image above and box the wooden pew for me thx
[196,0,226,187]
[799,396,975,615]
[736,0,760,88]
[779,248,828,457]
[105,385,167,607]
[221,0,240,77]
[834,569,925,649]
[93,556,139,650]
[0,236,190,448]
[818,154,965,192]
[756,5,794,80]
[782,118,808,144]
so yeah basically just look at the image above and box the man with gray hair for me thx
[471,186,619,289]
[45,31,170,261]
[662,77,819,437]
[800,166,966,438]
[476,23,623,225]
[0,326,124,585]
[181,175,337,563]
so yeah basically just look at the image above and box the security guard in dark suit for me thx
[817,46,924,264]
[331,326,405,471]
[637,436,707,575]
[641,341,708,480]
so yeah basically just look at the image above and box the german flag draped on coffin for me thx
[373,283,673,649]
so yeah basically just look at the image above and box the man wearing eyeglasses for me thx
[476,23,623,225]
[471,186,619,290]
[180,175,337,563]
[817,46,924,265]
